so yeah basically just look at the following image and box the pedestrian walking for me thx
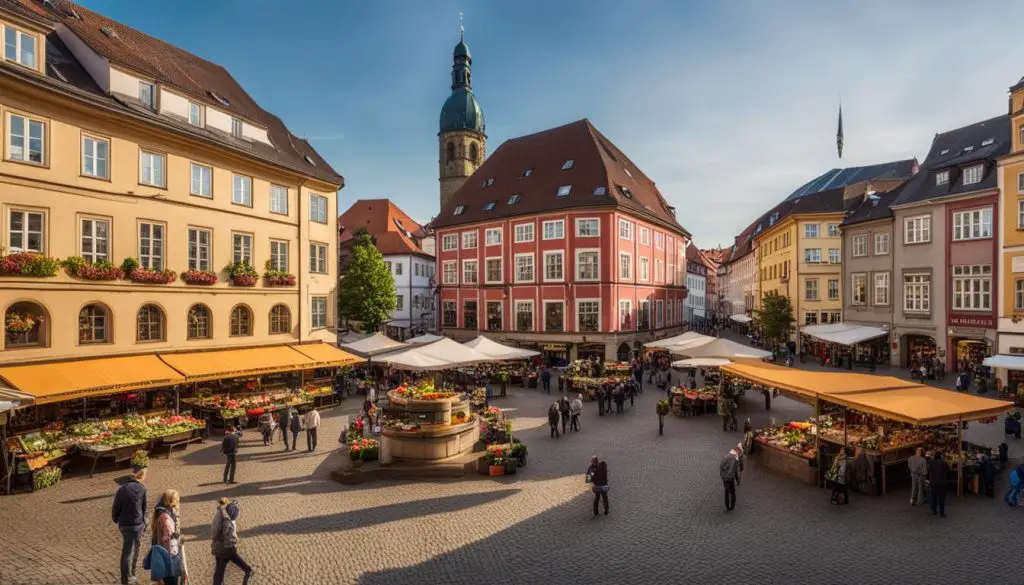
[656,368,668,396]
[656,400,668,435]
[585,457,610,517]
[762,389,771,410]
[303,406,321,452]
[146,489,187,585]
[596,386,605,417]
[1005,463,1024,507]
[558,394,571,435]
[548,402,561,439]
[258,412,274,446]
[289,411,302,452]
[908,447,928,506]
[211,498,253,585]
[928,451,949,517]
[614,384,625,414]
[222,425,241,484]
[719,446,741,511]
[278,407,293,451]
[829,450,851,505]
[605,384,613,414]
[542,367,552,393]
[112,466,148,585]
[570,393,583,432]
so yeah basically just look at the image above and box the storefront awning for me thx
[821,387,1012,426]
[290,343,365,368]
[982,354,1024,370]
[801,323,887,346]
[0,355,185,405]
[720,361,922,400]
[158,345,317,383]
[730,314,752,324]
[668,338,771,359]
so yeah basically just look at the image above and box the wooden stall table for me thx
[754,440,817,486]
[79,443,146,477]
[154,429,203,459]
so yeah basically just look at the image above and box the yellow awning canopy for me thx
[720,361,921,399]
[821,386,1012,426]
[290,343,364,367]
[158,345,320,383]
[0,355,185,405]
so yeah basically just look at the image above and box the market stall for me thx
[644,331,713,350]
[564,360,632,400]
[800,323,889,370]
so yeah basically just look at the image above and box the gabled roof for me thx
[431,119,689,237]
[893,114,1009,207]
[785,159,919,201]
[339,199,431,258]
[9,0,342,185]
[841,183,906,227]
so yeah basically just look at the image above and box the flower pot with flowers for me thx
[130,449,149,473]
[263,261,296,287]
[485,445,506,476]
[63,256,123,281]
[121,258,176,284]
[6,311,40,335]
[225,261,259,287]
[349,437,379,464]
[181,269,219,285]
[0,251,60,277]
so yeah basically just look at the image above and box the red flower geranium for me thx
[181,270,219,285]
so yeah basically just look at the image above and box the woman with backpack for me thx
[146,489,187,585]
[211,498,253,585]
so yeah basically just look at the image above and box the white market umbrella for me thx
[668,338,770,359]
[374,346,454,371]
[413,337,495,367]
[672,357,732,368]
[463,336,540,360]
[406,333,444,345]
[644,331,714,349]
[341,332,408,357]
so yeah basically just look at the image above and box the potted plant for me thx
[181,269,219,285]
[130,449,149,473]
[122,258,176,284]
[225,261,259,287]
[510,442,528,467]
[485,446,506,476]
[32,466,62,491]
[6,311,39,334]
[0,251,60,277]
[63,256,123,281]
[263,260,296,286]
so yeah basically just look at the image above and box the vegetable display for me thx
[392,380,457,400]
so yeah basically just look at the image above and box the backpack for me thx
[290,414,302,432]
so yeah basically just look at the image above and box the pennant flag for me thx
[836,104,844,159]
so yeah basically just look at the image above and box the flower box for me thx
[231,274,258,287]
[71,264,122,281]
[6,312,40,334]
[181,270,219,285]
[488,464,505,476]
[0,253,60,277]
[129,268,177,284]
[264,273,297,286]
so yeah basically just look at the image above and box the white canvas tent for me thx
[801,323,887,346]
[667,338,770,359]
[373,347,454,371]
[672,357,732,368]
[339,330,370,344]
[730,314,752,324]
[340,332,408,356]
[414,338,493,366]
[406,333,444,345]
[463,336,539,360]
[644,331,713,349]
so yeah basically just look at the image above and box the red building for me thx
[431,119,691,363]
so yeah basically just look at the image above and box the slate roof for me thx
[785,159,918,201]
[431,119,689,237]
[339,200,431,258]
[840,183,906,227]
[7,0,342,185]
[892,114,1009,207]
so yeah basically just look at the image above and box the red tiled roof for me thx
[11,0,342,185]
[339,199,430,257]
[431,119,689,237]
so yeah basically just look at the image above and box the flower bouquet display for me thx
[349,437,379,461]
[484,445,506,476]
[63,256,123,281]
[392,380,457,401]
[225,261,259,286]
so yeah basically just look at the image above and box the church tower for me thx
[438,25,486,209]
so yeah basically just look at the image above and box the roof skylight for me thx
[556,185,571,197]
[982,138,994,146]
[521,168,533,178]
[507,194,521,205]
[593,186,607,196]
[481,178,494,188]
[100,26,119,39]
[561,159,574,170]
[483,201,496,211]
[453,205,465,216]
[207,90,230,106]
[616,185,632,198]
[940,149,950,155]
[623,166,633,178]
[304,155,316,167]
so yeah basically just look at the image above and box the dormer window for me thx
[593,186,607,196]
[139,81,155,109]
[963,164,983,185]
[483,201,496,211]
[507,194,521,205]
[556,185,571,197]
[935,169,949,185]
[769,212,779,225]
[453,205,466,216]
[616,185,632,198]
[188,101,203,127]
[481,178,494,188]
[208,91,230,106]
[982,138,994,146]
[231,117,243,139]
[963,145,974,153]
[561,159,574,170]
[3,26,36,69]
[521,168,532,178]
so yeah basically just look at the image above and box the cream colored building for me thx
[0,2,342,365]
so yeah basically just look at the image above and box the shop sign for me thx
[1009,347,1024,355]
[948,316,994,328]
[543,343,568,351]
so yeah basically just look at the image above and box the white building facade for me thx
[685,257,707,325]
[384,253,436,336]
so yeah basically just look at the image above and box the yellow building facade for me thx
[996,81,1024,376]
[0,5,342,366]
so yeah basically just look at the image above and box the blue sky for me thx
[85,0,1022,249]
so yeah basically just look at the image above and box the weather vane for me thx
[459,11,464,40]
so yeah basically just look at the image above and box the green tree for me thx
[755,291,794,351]
[338,229,396,332]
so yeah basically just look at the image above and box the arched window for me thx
[469,142,478,164]
[269,304,291,334]
[230,304,253,337]
[187,304,212,340]
[445,141,455,163]
[79,304,110,344]
[137,304,165,342]
[5,301,47,348]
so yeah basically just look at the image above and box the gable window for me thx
[561,159,574,170]
[139,81,155,109]
[514,253,534,282]
[138,222,164,270]
[80,217,109,263]
[462,259,478,284]
[952,264,992,311]
[463,300,478,329]
[231,117,243,139]
[852,235,867,257]
[187,304,211,340]
[3,26,36,69]
[507,194,521,205]
[8,209,44,253]
[442,234,458,251]
[514,223,534,243]
[952,208,992,241]
[462,231,477,249]
[310,243,328,274]
[485,258,502,283]
[187,227,212,271]
[874,233,890,255]
[543,251,564,281]
[904,273,931,313]
[82,135,109,179]
[805,278,819,301]
[8,113,45,164]
[442,260,457,285]
[904,215,931,244]
[804,224,819,238]
[310,194,328,223]
[542,220,565,240]
[874,272,890,306]
[936,170,949,185]
[442,301,457,327]
[269,240,289,272]
[139,150,165,187]
[576,218,599,236]
[231,175,252,206]
[515,300,533,331]
[188,101,203,127]
[232,233,252,265]
[311,296,328,328]
[618,219,633,240]
[576,250,599,281]
[556,185,571,197]
[485,228,501,246]
[270,185,289,214]
[963,164,983,185]
[851,273,866,305]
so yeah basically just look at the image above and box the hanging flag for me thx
[836,104,844,159]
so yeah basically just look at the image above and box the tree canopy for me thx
[338,230,396,332]
[755,291,794,350]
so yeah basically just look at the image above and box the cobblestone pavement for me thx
[1,353,1021,585]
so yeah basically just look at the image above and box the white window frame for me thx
[462,231,478,249]
[828,279,839,301]
[80,217,109,263]
[951,264,992,311]
[827,223,840,237]
[542,219,565,240]
[441,300,457,327]
[231,117,243,139]
[442,260,458,285]
[442,234,458,251]
[484,227,502,246]
[874,233,890,255]
[851,273,867,305]
[310,194,328,223]
[1016,280,1024,311]
[138,221,165,270]
[828,248,840,264]
[269,240,289,273]
[655,299,664,328]
[962,164,983,185]
[139,81,155,109]
[311,296,328,329]
[543,250,564,282]
[484,256,503,284]
[576,218,599,237]
[310,242,328,274]
[639,227,650,245]
[270,185,289,215]
[543,300,565,332]
[952,208,993,241]
[576,299,601,333]
[804,311,819,326]
[618,219,633,240]
[188,101,203,127]
[232,233,253,265]
[903,273,931,313]
[139,150,165,187]
[619,252,632,280]
[638,256,650,281]
[81,135,110,179]
[462,259,478,285]
[7,113,46,165]
[576,249,599,281]
[514,253,534,283]
[187,227,212,272]
[654,232,664,249]
[936,169,950,186]
[514,300,534,331]
[804,223,819,238]
[8,208,44,253]
[190,162,212,198]
[804,248,821,264]
[3,26,36,69]
[514,222,535,243]
[852,235,867,257]
[619,299,632,330]
[232,175,253,206]
[904,215,931,244]
[1018,201,1024,229]
[805,278,819,301]
[873,272,890,306]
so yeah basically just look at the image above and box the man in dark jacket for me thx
[558,394,571,435]
[548,403,561,438]
[928,451,950,517]
[112,468,147,585]
[223,425,242,483]
[720,448,741,511]
[541,367,552,393]
[279,407,293,451]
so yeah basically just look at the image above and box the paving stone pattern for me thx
[0,348,1020,585]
